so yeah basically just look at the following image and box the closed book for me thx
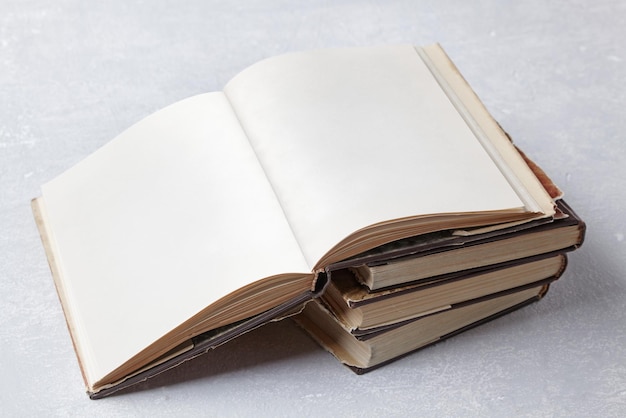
[296,286,549,373]
[323,253,567,334]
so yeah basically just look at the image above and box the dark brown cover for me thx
[327,199,585,285]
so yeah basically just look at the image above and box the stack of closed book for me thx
[296,196,585,372]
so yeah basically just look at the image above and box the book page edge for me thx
[416,44,555,218]
[31,197,94,392]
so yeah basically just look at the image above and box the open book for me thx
[33,44,557,398]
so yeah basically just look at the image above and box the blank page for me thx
[41,93,308,384]
[224,45,525,267]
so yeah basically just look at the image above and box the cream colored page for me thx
[224,45,525,266]
[41,93,308,384]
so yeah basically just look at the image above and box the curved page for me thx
[224,45,526,267]
[41,93,308,385]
